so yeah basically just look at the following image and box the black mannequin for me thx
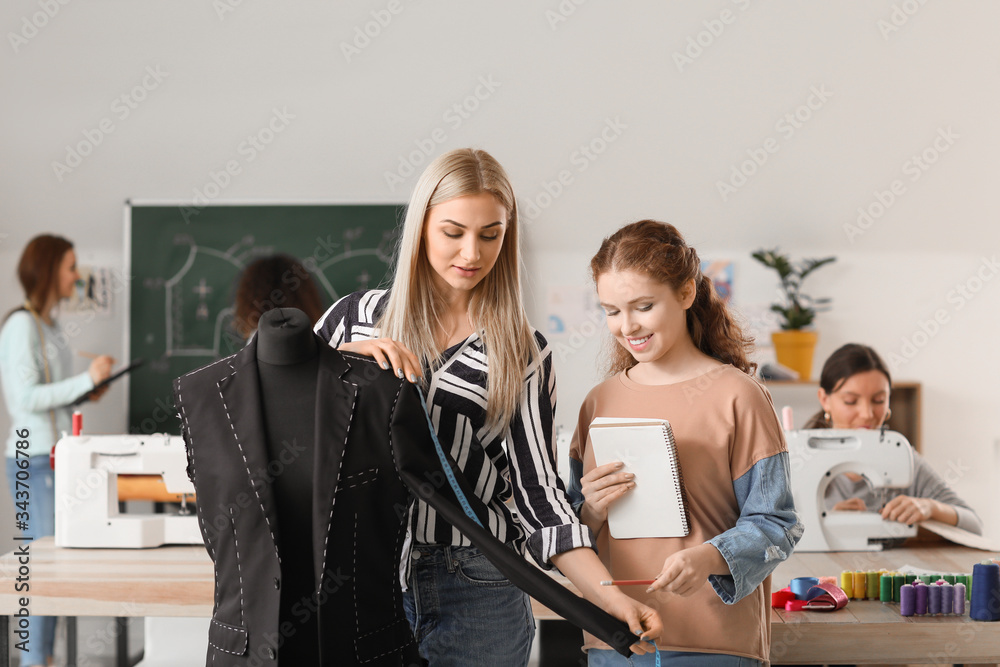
[256,308,319,664]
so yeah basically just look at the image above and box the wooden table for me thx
[1,539,998,665]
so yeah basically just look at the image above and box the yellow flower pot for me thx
[771,330,818,381]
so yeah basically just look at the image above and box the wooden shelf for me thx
[764,380,922,453]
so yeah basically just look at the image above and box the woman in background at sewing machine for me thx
[804,343,982,535]
[0,234,115,667]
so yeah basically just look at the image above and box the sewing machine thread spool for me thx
[914,582,929,615]
[899,584,915,616]
[866,571,879,600]
[928,582,943,615]
[944,574,956,585]
[904,573,916,585]
[956,574,972,599]
[840,571,854,598]
[72,410,82,436]
[879,574,893,602]
[892,573,904,602]
[971,562,1000,621]
[941,583,955,615]
[955,583,967,615]
[853,571,866,600]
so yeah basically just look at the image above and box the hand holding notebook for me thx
[589,417,689,539]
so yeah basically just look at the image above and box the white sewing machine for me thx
[787,428,916,551]
[54,434,203,548]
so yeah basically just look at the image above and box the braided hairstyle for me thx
[590,220,755,377]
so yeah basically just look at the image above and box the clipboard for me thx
[71,358,144,406]
[589,417,689,539]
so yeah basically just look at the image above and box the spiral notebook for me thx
[589,418,689,539]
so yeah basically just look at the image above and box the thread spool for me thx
[72,410,82,436]
[956,574,971,599]
[866,571,879,600]
[941,583,954,615]
[944,574,957,585]
[955,583,967,615]
[915,582,929,615]
[904,573,916,585]
[839,571,854,598]
[971,562,1000,621]
[899,584,915,616]
[790,577,819,600]
[853,571,867,600]
[880,574,893,602]
[818,576,838,586]
[892,573,904,602]
[928,582,942,615]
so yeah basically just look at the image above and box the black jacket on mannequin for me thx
[174,308,639,666]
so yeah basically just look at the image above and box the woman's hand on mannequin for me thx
[339,338,421,383]
[833,497,867,511]
[578,461,634,535]
[881,495,956,526]
[88,355,114,384]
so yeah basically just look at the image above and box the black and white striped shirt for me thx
[315,289,594,566]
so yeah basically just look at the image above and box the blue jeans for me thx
[6,455,56,666]
[403,545,535,666]
[588,649,763,667]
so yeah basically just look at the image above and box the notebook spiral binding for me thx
[661,423,690,536]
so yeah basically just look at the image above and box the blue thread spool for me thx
[971,562,1000,621]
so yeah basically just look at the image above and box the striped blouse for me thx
[314,289,594,566]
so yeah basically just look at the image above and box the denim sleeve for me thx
[706,451,803,604]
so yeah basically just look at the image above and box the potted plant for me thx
[751,249,836,380]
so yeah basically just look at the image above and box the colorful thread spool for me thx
[971,562,1000,621]
[928,581,943,615]
[899,584,915,616]
[840,571,854,599]
[892,573,904,602]
[941,582,954,615]
[915,582,929,615]
[853,571,867,600]
[944,574,957,585]
[866,571,879,600]
[879,574,893,602]
[904,573,916,585]
[955,583,967,615]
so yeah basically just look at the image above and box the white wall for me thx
[1,1,998,552]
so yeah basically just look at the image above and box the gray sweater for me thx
[824,451,983,535]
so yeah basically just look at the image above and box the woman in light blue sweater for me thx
[0,234,114,667]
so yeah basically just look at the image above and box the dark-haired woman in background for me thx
[805,343,982,534]
[0,234,114,667]
[231,254,326,341]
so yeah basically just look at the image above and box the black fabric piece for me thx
[389,381,638,658]
[176,328,638,664]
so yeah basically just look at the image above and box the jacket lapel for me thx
[217,337,282,560]
[312,342,357,588]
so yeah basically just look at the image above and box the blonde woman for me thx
[315,148,660,665]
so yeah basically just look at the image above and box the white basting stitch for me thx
[208,619,248,655]
[181,353,236,378]
[229,508,246,627]
[175,385,217,561]
[218,377,281,565]
[342,467,378,489]
[319,378,357,582]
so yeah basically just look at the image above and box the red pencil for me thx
[600,579,656,586]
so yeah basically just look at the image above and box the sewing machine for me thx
[54,434,203,548]
[786,428,916,551]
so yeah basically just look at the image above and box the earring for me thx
[884,408,892,423]
[823,412,830,423]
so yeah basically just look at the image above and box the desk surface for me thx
[2,539,998,664]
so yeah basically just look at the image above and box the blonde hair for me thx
[377,148,538,430]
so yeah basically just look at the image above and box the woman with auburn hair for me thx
[231,253,325,341]
[0,234,115,667]
[568,220,801,665]
[806,343,982,534]
[315,149,660,665]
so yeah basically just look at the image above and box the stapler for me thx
[786,428,916,551]
[54,434,202,548]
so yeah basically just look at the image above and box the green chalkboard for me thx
[127,203,403,435]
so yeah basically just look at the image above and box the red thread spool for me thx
[73,411,83,436]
